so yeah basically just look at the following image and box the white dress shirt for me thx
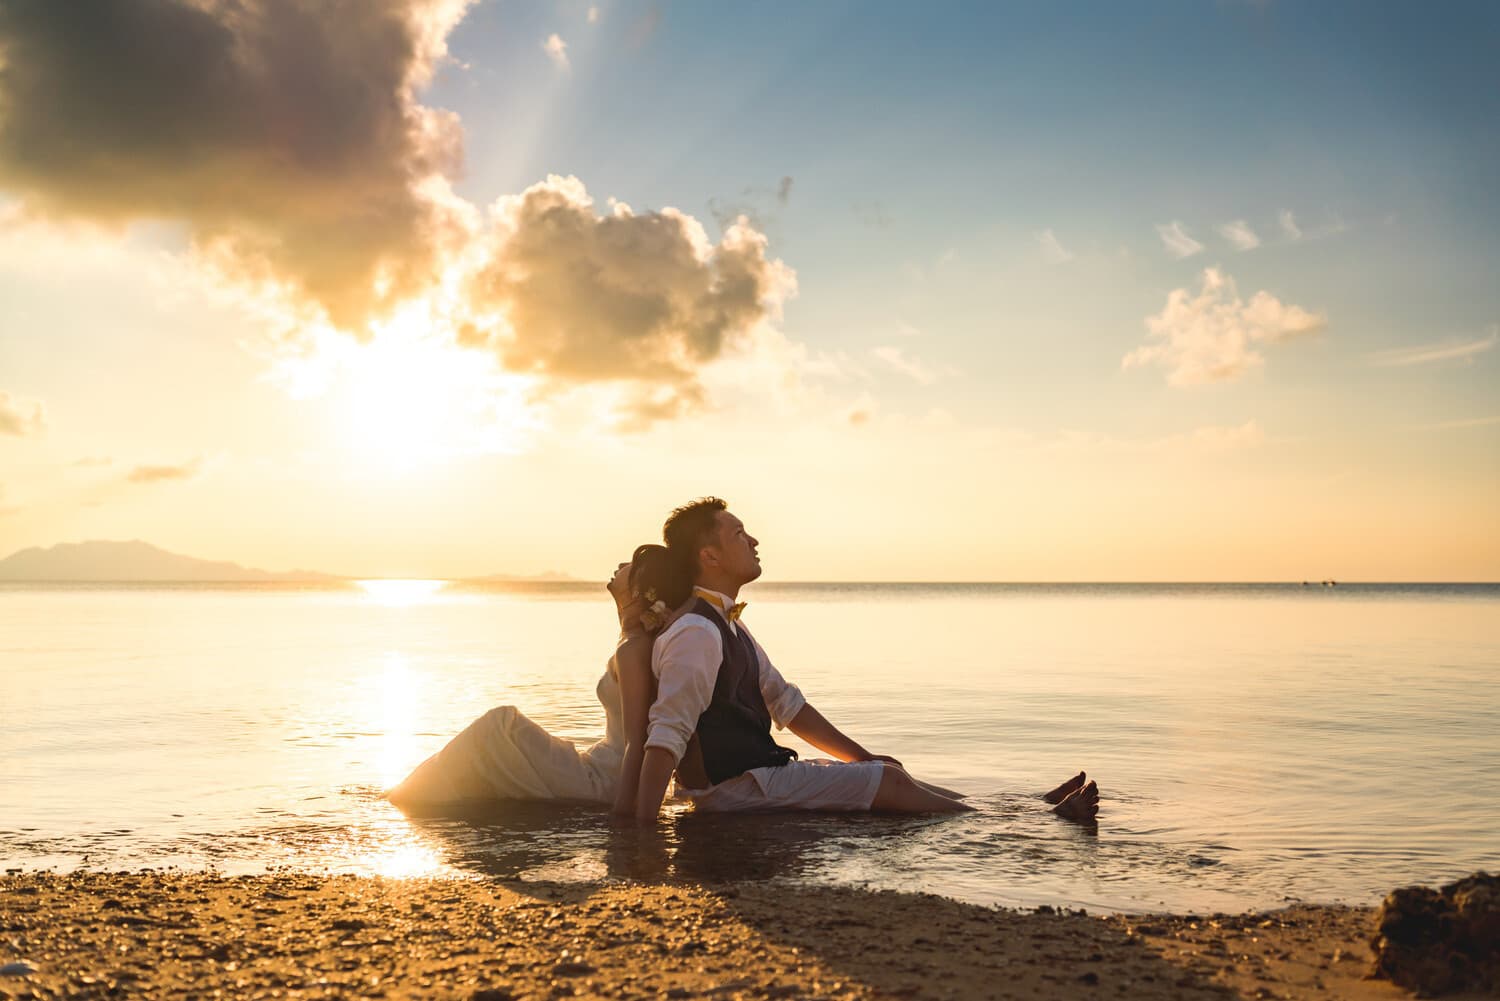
[644,587,807,764]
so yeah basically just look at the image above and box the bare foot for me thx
[1051,779,1099,823]
[1043,770,1086,805]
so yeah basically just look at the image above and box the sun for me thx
[311,306,538,473]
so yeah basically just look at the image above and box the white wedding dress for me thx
[384,659,626,810]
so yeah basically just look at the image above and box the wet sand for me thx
[0,872,1455,1000]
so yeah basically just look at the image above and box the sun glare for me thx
[294,305,540,473]
[358,578,447,605]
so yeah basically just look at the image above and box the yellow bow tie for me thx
[697,589,747,623]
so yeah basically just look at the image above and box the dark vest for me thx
[690,597,796,785]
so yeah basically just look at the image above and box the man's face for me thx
[708,511,761,586]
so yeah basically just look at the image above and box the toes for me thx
[1043,770,1087,804]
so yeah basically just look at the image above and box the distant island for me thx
[0,540,578,583]
[0,540,339,582]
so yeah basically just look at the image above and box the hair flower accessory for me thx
[639,598,669,631]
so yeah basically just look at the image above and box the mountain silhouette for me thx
[0,540,338,582]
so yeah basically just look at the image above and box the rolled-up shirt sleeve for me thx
[746,628,806,729]
[645,616,722,763]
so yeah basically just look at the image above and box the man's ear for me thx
[699,545,719,569]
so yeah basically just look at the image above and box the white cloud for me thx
[461,175,797,426]
[587,6,600,24]
[1155,221,1204,259]
[543,33,570,70]
[1036,228,1074,264]
[0,391,46,436]
[1218,219,1260,251]
[1124,268,1326,386]
[1278,209,1302,241]
[872,346,939,385]
[1368,329,1497,367]
[1278,209,1348,243]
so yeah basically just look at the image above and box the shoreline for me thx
[0,872,1427,1000]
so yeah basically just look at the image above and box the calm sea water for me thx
[3,581,1497,913]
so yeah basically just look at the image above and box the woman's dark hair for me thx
[628,543,692,609]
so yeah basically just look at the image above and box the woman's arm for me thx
[611,637,655,816]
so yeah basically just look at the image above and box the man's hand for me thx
[861,753,903,767]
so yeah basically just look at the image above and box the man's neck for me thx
[694,577,740,602]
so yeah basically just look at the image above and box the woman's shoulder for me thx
[614,633,653,666]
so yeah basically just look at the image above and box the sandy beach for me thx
[0,871,1448,1001]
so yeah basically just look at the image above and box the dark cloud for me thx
[0,5,808,428]
[126,458,201,484]
[462,176,795,423]
[0,0,472,329]
[0,390,45,436]
[708,176,794,232]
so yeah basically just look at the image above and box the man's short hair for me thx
[663,497,728,573]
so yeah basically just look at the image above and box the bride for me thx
[383,544,691,815]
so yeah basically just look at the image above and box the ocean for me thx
[3,580,1496,913]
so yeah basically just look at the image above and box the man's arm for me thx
[635,618,720,823]
[750,632,898,765]
[786,702,888,762]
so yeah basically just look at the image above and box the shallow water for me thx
[3,581,1497,912]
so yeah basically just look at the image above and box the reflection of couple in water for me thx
[385,497,1100,826]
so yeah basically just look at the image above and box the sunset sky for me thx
[1,0,1496,581]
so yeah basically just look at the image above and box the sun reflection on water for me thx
[376,652,425,790]
[357,578,448,605]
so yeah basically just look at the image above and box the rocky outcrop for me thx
[1371,872,1499,995]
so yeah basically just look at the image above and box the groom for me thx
[634,497,1102,821]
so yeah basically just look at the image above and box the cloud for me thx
[1124,268,1326,386]
[1218,219,1260,251]
[1368,329,1497,367]
[0,0,474,331]
[1278,210,1302,241]
[1277,208,1348,244]
[72,456,114,467]
[0,391,45,436]
[844,395,875,426]
[1156,221,1204,259]
[872,346,939,385]
[1411,414,1500,431]
[0,5,821,433]
[542,33,569,70]
[126,458,201,484]
[708,176,795,231]
[1036,228,1074,264]
[587,6,600,24]
[626,4,662,48]
[459,175,796,424]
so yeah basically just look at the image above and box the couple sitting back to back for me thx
[385,497,1101,824]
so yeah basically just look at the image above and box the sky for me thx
[1,0,1496,581]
